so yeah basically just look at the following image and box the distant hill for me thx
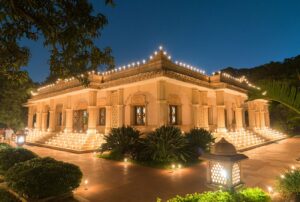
[222,55,300,85]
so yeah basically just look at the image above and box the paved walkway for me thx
[25,137,300,202]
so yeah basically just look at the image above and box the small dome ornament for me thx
[212,137,237,156]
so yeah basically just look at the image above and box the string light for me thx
[34,45,212,93]
[221,72,261,90]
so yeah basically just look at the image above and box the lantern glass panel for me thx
[211,162,227,185]
[232,163,241,185]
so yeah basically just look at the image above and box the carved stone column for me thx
[217,106,226,130]
[105,106,111,133]
[27,106,34,129]
[202,106,209,129]
[88,106,97,134]
[65,109,73,132]
[157,80,167,126]
[48,110,56,132]
[87,91,98,134]
[265,110,270,127]
[235,107,243,129]
[41,112,48,131]
[35,111,42,130]
[248,109,256,129]
[216,91,226,131]
[260,110,266,128]
[255,111,261,128]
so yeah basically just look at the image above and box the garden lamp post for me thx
[201,137,248,190]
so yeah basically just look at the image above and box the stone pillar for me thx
[248,109,256,129]
[192,89,200,127]
[217,106,226,129]
[199,91,209,129]
[87,106,97,134]
[87,91,98,134]
[27,107,34,129]
[255,111,261,128]
[41,112,48,131]
[48,110,56,132]
[35,111,42,130]
[116,89,124,127]
[105,106,111,133]
[202,106,209,129]
[216,91,226,131]
[157,80,167,126]
[265,110,270,127]
[235,107,243,129]
[260,110,266,128]
[65,109,73,132]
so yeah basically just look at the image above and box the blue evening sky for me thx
[22,0,300,82]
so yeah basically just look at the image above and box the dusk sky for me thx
[22,0,300,82]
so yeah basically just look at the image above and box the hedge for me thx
[5,157,82,199]
[0,147,37,173]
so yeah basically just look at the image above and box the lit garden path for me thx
[24,137,300,202]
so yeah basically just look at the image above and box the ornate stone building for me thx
[25,47,284,152]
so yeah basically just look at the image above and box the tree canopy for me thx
[0,0,114,84]
[0,74,34,129]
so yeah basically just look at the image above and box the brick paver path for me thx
[25,137,300,202]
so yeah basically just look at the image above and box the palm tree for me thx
[248,80,300,114]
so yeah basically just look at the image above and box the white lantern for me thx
[201,138,248,190]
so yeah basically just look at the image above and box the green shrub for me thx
[0,188,21,202]
[165,191,234,202]
[0,147,37,173]
[185,128,215,160]
[235,187,271,202]
[276,169,300,200]
[0,143,12,150]
[5,157,82,199]
[162,189,271,202]
[100,126,141,160]
[137,125,190,163]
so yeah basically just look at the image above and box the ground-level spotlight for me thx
[178,164,182,169]
[171,164,176,169]
[84,179,88,190]
[267,186,273,194]
[124,158,128,162]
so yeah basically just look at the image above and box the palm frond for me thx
[248,80,300,114]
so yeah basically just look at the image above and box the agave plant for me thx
[100,126,141,159]
[248,80,300,114]
[185,128,215,160]
[137,125,190,163]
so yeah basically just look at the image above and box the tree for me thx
[0,0,114,84]
[0,73,34,130]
